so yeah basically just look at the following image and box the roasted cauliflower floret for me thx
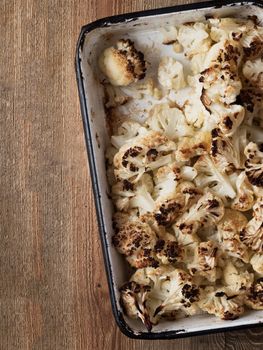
[175,192,224,235]
[209,103,245,137]
[120,281,152,330]
[158,57,186,90]
[112,220,184,268]
[177,22,212,58]
[146,103,193,140]
[111,120,147,149]
[223,260,254,294]
[250,253,263,274]
[198,286,244,320]
[176,131,211,162]
[188,241,220,282]
[184,75,213,129]
[99,39,146,86]
[245,278,263,310]
[210,128,246,174]
[200,67,242,105]
[217,209,250,262]
[131,267,200,318]
[242,26,263,59]
[243,58,263,89]
[209,17,248,42]
[232,172,255,212]
[240,198,263,253]
[113,131,176,182]
[194,155,236,199]
[244,142,263,187]
[112,220,159,268]
[153,194,185,227]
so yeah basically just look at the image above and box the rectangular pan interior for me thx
[76,0,263,339]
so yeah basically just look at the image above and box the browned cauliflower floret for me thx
[209,103,245,137]
[244,142,263,188]
[112,220,159,268]
[99,39,146,86]
[153,194,185,227]
[131,267,200,318]
[112,220,184,268]
[240,198,263,253]
[198,286,244,320]
[245,278,263,310]
[243,58,263,89]
[217,209,250,262]
[113,131,176,183]
[200,66,242,105]
[175,192,224,235]
[210,127,246,174]
[242,26,263,59]
[120,281,152,331]
[176,131,211,162]
[188,241,220,282]
[232,172,255,212]
[223,260,254,294]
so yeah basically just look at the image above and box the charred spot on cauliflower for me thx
[245,279,263,310]
[99,39,146,86]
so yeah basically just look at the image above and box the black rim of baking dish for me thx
[75,0,263,339]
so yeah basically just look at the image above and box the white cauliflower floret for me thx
[210,127,247,174]
[217,209,249,262]
[240,198,263,253]
[194,155,236,199]
[184,76,213,129]
[209,17,248,42]
[244,142,263,188]
[99,39,146,86]
[120,281,152,330]
[176,131,211,162]
[243,58,263,89]
[129,174,155,215]
[111,121,147,149]
[158,57,186,90]
[112,210,138,231]
[152,165,178,201]
[250,253,263,274]
[232,172,255,212]
[175,192,224,235]
[173,225,200,262]
[177,22,212,58]
[198,286,244,320]
[245,278,263,310]
[188,241,220,282]
[114,131,176,182]
[223,260,254,294]
[146,103,193,140]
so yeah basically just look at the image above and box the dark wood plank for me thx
[0,0,262,349]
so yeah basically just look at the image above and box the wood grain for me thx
[0,0,263,349]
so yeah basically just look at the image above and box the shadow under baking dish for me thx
[75,0,263,339]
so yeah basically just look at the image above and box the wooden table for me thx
[1,0,263,349]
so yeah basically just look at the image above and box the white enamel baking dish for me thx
[75,0,263,339]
